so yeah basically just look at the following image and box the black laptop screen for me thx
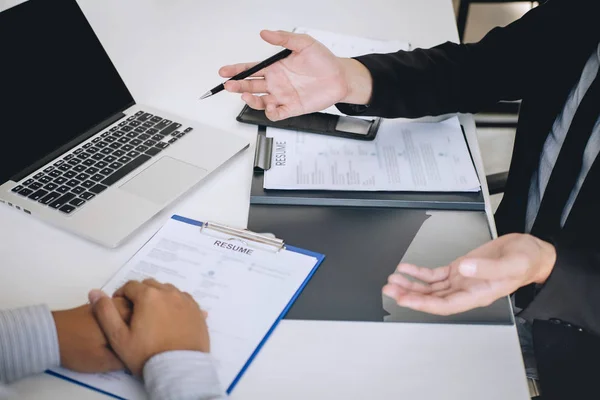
[0,0,134,184]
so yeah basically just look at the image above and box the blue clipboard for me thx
[47,214,325,399]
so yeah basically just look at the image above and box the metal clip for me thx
[201,221,284,251]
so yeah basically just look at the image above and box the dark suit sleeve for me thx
[336,0,596,118]
[519,240,600,336]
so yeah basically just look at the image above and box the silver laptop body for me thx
[0,0,249,247]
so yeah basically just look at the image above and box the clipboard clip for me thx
[201,221,285,252]
[254,126,273,172]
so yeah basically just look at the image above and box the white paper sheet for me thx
[263,116,481,192]
[293,27,410,58]
[293,27,410,118]
[49,217,321,399]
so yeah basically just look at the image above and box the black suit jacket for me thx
[337,0,600,396]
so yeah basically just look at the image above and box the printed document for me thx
[49,217,322,399]
[263,116,481,192]
[293,27,409,118]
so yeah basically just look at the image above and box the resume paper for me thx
[264,116,481,192]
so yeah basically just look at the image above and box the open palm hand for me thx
[383,233,556,315]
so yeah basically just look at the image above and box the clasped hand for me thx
[52,279,209,375]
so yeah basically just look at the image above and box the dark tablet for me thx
[236,105,380,140]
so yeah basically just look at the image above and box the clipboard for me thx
[250,124,485,211]
[170,216,326,393]
[46,215,325,399]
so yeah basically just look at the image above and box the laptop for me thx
[0,0,249,248]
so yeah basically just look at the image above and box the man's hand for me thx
[90,279,209,377]
[51,298,131,373]
[382,233,557,316]
[219,30,373,121]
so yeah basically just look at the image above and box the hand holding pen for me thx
[204,30,373,121]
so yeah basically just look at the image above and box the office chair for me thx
[486,171,509,195]
[457,0,545,42]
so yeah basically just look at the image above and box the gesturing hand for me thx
[51,298,131,373]
[89,279,209,376]
[219,30,372,121]
[382,233,557,316]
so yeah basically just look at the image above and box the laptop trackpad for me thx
[120,157,208,205]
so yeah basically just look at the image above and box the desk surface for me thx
[0,0,525,398]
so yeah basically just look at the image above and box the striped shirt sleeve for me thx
[0,305,60,384]
[0,306,226,399]
[143,350,226,400]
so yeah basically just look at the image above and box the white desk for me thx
[0,0,527,398]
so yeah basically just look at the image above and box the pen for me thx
[200,48,292,100]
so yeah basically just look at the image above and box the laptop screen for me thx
[0,0,134,184]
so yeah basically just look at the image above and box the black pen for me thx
[200,48,292,100]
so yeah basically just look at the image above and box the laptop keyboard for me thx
[10,111,193,215]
